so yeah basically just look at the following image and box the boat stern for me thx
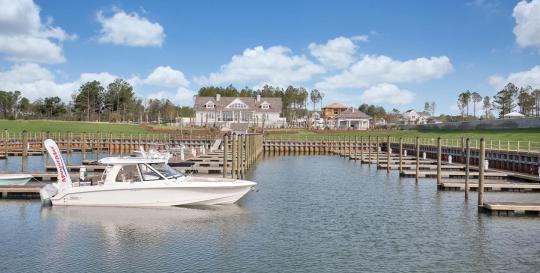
[39,184,58,206]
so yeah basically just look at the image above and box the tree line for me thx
[457,83,540,120]
[0,78,195,122]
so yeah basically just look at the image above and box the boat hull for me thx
[0,174,33,185]
[49,181,255,207]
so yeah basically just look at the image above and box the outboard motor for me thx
[39,184,58,206]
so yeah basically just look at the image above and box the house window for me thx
[261,103,270,109]
[241,111,252,121]
[205,101,215,108]
[230,102,247,109]
[222,112,233,121]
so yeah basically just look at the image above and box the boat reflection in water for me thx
[40,204,251,233]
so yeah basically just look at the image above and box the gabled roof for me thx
[322,102,349,109]
[194,96,282,113]
[334,108,370,119]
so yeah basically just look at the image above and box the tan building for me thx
[322,102,349,119]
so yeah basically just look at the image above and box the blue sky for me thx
[1,0,540,115]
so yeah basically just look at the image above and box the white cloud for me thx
[315,55,453,89]
[0,0,75,63]
[143,66,189,87]
[351,35,369,42]
[308,36,365,69]
[0,63,76,100]
[488,65,540,90]
[359,83,415,105]
[0,63,193,105]
[513,0,540,50]
[97,9,165,47]
[147,87,195,106]
[197,45,325,87]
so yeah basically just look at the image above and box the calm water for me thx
[1,155,540,273]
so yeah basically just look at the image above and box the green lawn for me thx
[0,120,147,135]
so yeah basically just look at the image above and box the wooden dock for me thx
[480,202,540,216]
[438,180,540,192]
[0,183,44,199]
[400,170,507,179]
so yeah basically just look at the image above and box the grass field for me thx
[0,120,147,135]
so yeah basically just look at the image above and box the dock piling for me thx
[387,135,390,173]
[437,137,442,185]
[399,137,403,173]
[415,136,420,183]
[465,138,470,199]
[22,130,28,157]
[368,136,372,165]
[478,138,485,208]
[232,135,237,179]
[223,135,228,178]
[376,136,379,166]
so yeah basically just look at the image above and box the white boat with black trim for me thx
[40,139,256,207]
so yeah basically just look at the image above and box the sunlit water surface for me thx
[1,155,539,273]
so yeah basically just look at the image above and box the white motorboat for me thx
[40,139,256,207]
[0,174,33,185]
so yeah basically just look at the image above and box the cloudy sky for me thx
[0,0,540,114]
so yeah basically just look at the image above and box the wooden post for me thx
[415,136,420,183]
[437,137,442,185]
[4,129,8,158]
[44,131,50,166]
[81,132,86,161]
[40,132,45,155]
[360,136,364,161]
[386,135,390,173]
[232,135,237,179]
[348,136,352,157]
[399,137,403,173]
[478,138,485,208]
[98,132,102,156]
[460,137,464,163]
[376,136,379,166]
[465,138,470,199]
[354,136,358,160]
[22,130,28,157]
[223,135,228,178]
[67,132,72,155]
[240,135,245,179]
[368,136,371,165]
[108,133,113,155]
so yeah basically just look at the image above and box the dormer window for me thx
[226,98,248,109]
[205,101,215,109]
[261,102,270,109]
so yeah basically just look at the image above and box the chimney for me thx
[256,94,261,102]
[216,94,221,101]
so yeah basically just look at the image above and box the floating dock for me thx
[480,202,540,216]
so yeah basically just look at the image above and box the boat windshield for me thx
[149,163,183,179]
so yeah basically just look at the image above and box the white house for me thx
[333,108,370,130]
[194,94,284,128]
[402,110,431,125]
